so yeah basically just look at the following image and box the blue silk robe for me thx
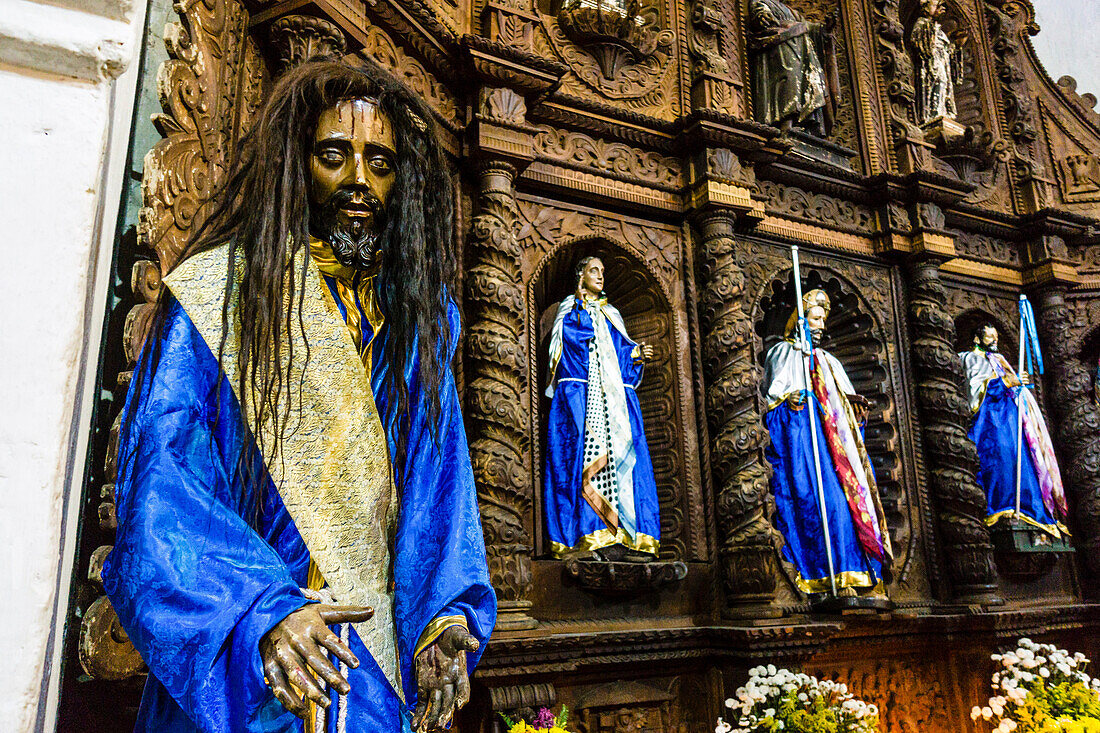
[763,341,886,593]
[961,349,1068,538]
[543,296,660,557]
[103,254,496,732]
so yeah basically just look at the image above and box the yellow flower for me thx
[507,723,532,733]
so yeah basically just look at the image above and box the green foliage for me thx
[1014,679,1100,733]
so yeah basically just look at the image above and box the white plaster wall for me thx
[1032,0,1100,97]
[0,0,143,729]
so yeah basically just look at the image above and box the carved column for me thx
[1032,286,1100,588]
[465,161,537,630]
[904,255,1000,604]
[694,211,778,614]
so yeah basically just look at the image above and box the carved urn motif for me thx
[556,0,664,80]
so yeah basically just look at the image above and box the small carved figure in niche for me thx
[910,0,963,125]
[959,323,1069,539]
[747,0,830,136]
[762,290,893,600]
[545,256,661,562]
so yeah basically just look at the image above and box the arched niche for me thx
[753,267,909,586]
[529,238,687,561]
[953,308,1020,365]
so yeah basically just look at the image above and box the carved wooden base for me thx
[563,558,689,596]
[496,600,539,632]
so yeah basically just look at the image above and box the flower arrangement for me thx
[500,706,571,733]
[716,665,879,733]
[973,638,1100,733]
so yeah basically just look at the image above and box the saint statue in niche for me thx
[911,0,963,125]
[960,323,1069,539]
[544,256,661,562]
[747,0,830,136]
[762,290,893,601]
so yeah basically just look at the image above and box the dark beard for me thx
[310,189,387,271]
[810,328,824,346]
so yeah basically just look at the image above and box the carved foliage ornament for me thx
[541,0,675,103]
[556,0,671,80]
[532,124,681,188]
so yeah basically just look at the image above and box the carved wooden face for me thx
[807,303,828,345]
[578,257,605,297]
[975,325,999,352]
[309,99,397,240]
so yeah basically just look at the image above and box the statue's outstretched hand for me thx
[637,342,655,362]
[412,625,480,732]
[260,604,373,719]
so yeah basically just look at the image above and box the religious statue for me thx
[102,60,496,732]
[911,0,962,125]
[960,323,1069,539]
[748,0,830,136]
[762,290,893,600]
[544,256,661,562]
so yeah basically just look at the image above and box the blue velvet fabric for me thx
[764,399,882,589]
[543,297,660,550]
[103,289,495,733]
[969,377,1059,529]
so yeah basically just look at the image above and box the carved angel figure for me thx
[911,0,963,124]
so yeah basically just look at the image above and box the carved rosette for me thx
[1033,288,1100,583]
[465,162,537,629]
[695,211,777,610]
[904,259,998,603]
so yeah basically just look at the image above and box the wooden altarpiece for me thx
[59,0,1100,730]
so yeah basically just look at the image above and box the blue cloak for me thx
[765,399,883,592]
[103,277,496,732]
[543,296,660,556]
[970,377,1062,535]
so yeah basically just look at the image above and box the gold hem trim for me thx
[793,570,879,594]
[550,529,659,559]
[413,615,468,659]
[986,510,1069,540]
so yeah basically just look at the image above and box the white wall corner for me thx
[0,0,138,82]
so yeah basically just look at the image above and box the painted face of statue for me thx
[309,98,397,272]
[976,325,999,352]
[806,304,827,346]
[578,257,605,298]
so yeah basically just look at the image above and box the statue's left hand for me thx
[636,342,655,362]
[848,394,870,425]
[411,625,479,732]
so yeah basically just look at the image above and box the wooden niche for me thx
[752,260,925,606]
[525,230,707,605]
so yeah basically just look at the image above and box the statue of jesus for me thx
[103,60,496,732]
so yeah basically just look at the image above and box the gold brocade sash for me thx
[164,244,403,701]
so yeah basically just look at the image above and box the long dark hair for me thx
[136,59,455,497]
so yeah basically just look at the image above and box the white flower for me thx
[715,718,732,733]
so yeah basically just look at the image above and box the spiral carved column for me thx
[1032,287,1100,587]
[465,161,537,630]
[905,258,1000,604]
[695,211,778,613]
